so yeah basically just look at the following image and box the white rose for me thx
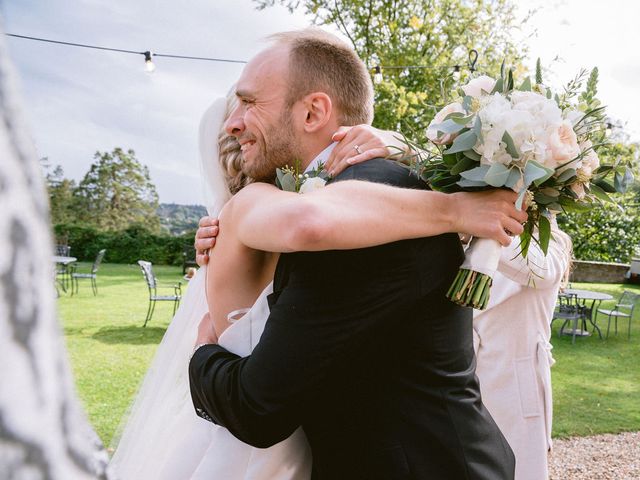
[461,75,496,99]
[299,176,327,194]
[426,102,466,145]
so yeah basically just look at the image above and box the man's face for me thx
[224,46,302,182]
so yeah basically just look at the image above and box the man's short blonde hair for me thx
[270,28,374,126]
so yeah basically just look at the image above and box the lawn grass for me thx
[57,263,640,446]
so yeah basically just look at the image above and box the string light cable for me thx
[6,33,480,79]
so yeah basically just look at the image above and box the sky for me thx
[2,0,639,205]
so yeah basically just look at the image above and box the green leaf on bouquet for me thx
[614,167,634,193]
[523,161,550,188]
[432,119,467,135]
[593,178,617,193]
[276,169,297,192]
[532,165,555,186]
[460,164,490,181]
[492,77,504,94]
[518,219,534,258]
[518,77,532,91]
[502,131,520,158]
[515,188,527,210]
[504,168,522,190]
[485,163,510,187]
[533,192,557,205]
[507,69,514,91]
[457,178,488,188]
[444,130,477,155]
[472,116,483,142]
[556,168,577,183]
[443,152,459,167]
[451,156,476,175]
[589,182,615,203]
[538,215,551,255]
[463,148,482,161]
[462,95,473,112]
[449,114,475,125]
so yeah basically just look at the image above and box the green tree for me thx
[74,148,160,232]
[41,158,77,225]
[256,0,528,137]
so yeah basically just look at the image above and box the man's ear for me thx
[301,92,332,133]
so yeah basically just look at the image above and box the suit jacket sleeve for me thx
[189,159,444,448]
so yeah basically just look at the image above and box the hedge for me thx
[53,223,195,266]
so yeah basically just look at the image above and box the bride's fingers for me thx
[198,216,218,228]
[195,237,215,253]
[503,217,524,237]
[195,250,209,267]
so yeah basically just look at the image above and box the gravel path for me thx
[548,431,640,479]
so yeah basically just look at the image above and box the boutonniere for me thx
[276,161,330,193]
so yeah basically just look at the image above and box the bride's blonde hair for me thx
[218,94,253,195]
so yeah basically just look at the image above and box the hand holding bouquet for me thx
[417,62,632,309]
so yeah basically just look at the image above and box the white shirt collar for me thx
[304,142,337,173]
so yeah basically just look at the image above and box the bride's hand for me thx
[194,216,220,266]
[325,125,406,177]
[195,312,219,347]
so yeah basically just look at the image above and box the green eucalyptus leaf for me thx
[457,178,488,188]
[432,119,467,135]
[593,178,617,193]
[504,168,522,190]
[502,131,520,158]
[492,77,504,94]
[443,153,459,166]
[463,148,482,161]
[485,163,510,187]
[280,172,297,192]
[523,161,549,188]
[515,188,527,210]
[462,95,473,112]
[460,164,490,181]
[472,116,483,142]
[444,130,477,155]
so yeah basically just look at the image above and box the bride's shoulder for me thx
[220,182,278,220]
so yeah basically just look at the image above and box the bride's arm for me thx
[226,181,526,253]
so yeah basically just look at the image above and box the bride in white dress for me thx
[109,96,312,480]
[109,93,528,479]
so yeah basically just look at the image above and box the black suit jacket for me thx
[189,159,515,479]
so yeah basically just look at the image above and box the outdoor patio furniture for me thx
[70,249,106,296]
[137,260,182,327]
[54,244,74,291]
[554,292,587,344]
[595,290,640,340]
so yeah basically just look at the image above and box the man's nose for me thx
[224,106,245,137]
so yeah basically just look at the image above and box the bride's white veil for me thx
[109,97,231,480]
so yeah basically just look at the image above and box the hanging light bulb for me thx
[373,65,383,84]
[452,65,461,82]
[144,51,156,73]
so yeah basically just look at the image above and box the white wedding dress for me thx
[109,98,312,480]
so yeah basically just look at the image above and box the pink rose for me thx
[547,120,580,167]
[426,102,466,145]
[581,141,600,172]
[570,182,586,200]
[461,75,496,99]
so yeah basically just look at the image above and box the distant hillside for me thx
[157,203,207,236]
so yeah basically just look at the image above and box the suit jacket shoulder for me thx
[330,158,425,190]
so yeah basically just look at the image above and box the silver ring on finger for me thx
[353,144,363,155]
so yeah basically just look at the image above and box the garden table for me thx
[559,288,613,339]
[53,255,77,293]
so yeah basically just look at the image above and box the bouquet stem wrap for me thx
[447,238,501,310]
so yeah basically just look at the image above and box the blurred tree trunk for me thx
[0,23,110,480]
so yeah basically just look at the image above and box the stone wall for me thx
[570,260,631,284]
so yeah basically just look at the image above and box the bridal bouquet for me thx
[415,62,632,310]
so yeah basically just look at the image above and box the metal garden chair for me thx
[553,293,586,344]
[595,290,640,340]
[137,260,182,327]
[70,249,106,296]
[55,244,73,291]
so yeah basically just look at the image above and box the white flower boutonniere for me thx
[276,161,329,193]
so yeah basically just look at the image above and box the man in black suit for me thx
[190,28,516,479]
